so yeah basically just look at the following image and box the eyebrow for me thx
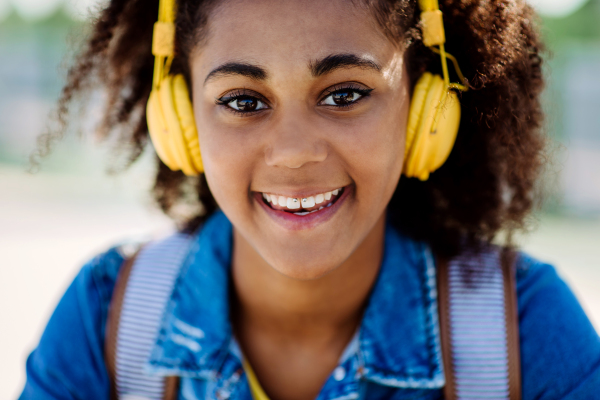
[204,62,267,85]
[310,53,381,77]
[203,53,381,85]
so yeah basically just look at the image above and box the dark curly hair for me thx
[35,0,546,258]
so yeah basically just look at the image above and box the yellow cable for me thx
[243,359,271,400]
[438,43,450,88]
[430,46,469,92]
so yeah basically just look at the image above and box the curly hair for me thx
[36,0,546,257]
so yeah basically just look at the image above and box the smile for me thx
[261,188,344,215]
[255,185,352,231]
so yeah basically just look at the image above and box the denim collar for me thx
[148,210,444,389]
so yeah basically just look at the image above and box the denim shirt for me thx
[20,211,600,399]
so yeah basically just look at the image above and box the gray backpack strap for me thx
[437,249,521,400]
[106,233,192,400]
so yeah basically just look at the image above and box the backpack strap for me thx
[106,251,136,400]
[437,250,521,400]
[105,234,193,400]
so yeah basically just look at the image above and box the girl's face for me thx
[190,0,410,279]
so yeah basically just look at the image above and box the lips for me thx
[255,185,352,230]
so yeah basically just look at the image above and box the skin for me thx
[189,1,410,398]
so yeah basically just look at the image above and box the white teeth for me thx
[287,197,301,209]
[301,197,316,208]
[278,196,287,207]
[262,187,344,212]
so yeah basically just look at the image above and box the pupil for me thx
[237,96,257,111]
[333,91,353,105]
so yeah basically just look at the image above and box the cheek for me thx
[328,100,409,199]
[193,104,261,213]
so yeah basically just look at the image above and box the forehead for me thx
[196,0,396,76]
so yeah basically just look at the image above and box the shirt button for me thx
[333,366,346,381]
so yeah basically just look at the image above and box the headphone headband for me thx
[152,0,176,89]
[418,0,468,92]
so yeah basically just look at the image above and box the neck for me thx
[231,215,386,343]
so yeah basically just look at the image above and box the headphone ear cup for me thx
[427,90,460,170]
[147,88,179,171]
[157,75,199,176]
[171,74,203,173]
[403,72,461,181]
[405,72,434,161]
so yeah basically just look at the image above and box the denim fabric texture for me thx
[20,211,600,399]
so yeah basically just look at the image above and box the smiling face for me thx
[190,0,410,279]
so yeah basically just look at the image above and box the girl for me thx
[21,0,600,399]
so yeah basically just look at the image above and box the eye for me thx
[216,90,269,114]
[228,96,267,112]
[321,90,361,106]
[320,85,373,107]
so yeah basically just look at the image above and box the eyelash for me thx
[215,84,374,116]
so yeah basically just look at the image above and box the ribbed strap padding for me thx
[448,251,510,399]
[115,234,192,400]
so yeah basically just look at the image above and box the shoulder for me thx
[19,237,167,399]
[20,245,127,398]
[82,245,129,315]
[514,252,600,399]
[70,242,143,331]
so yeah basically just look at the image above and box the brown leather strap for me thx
[163,376,180,400]
[105,252,181,400]
[502,255,522,400]
[436,257,456,400]
[105,254,136,400]
[436,255,521,400]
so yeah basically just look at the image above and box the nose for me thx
[264,113,328,169]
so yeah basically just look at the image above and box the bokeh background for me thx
[1,0,599,397]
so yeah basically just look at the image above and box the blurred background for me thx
[0,0,599,397]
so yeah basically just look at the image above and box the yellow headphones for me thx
[146,0,467,180]
[146,0,203,176]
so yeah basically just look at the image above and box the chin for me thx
[267,249,343,281]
